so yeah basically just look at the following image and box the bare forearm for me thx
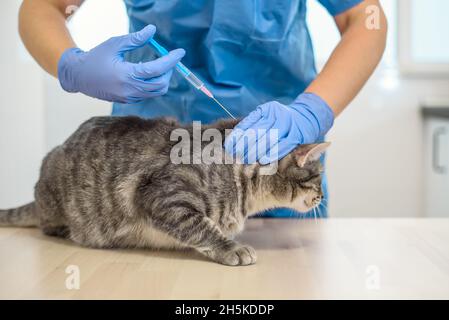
[306,0,387,116]
[19,0,82,77]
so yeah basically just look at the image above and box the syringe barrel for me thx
[149,39,205,91]
[176,63,204,90]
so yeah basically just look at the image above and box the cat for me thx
[0,116,329,266]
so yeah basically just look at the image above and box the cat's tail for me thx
[0,202,38,227]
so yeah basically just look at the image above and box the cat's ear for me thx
[294,142,331,167]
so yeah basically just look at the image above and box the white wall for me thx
[44,76,111,150]
[327,71,449,217]
[0,0,124,207]
[0,1,45,208]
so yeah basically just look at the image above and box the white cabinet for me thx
[423,115,449,217]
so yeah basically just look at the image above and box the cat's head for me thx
[272,142,330,213]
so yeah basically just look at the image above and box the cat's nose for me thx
[313,195,322,203]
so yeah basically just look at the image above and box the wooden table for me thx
[0,219,448,299]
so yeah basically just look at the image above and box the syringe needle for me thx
[149,39,237,119]
[212,97,236,119]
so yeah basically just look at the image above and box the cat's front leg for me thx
[151,209,256,266]
[199,241,257,266]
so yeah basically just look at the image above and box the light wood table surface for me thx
[0,218,448,299]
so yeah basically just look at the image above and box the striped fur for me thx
[0,116,326,266]
[0,202,37,227]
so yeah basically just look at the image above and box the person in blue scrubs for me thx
[20,0,387,218]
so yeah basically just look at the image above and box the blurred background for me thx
[1,0,448,218]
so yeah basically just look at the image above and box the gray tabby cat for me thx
[0,116,329,266]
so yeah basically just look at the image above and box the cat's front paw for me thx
[216,244,257,266]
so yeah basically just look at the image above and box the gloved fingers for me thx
[114,95,142,104]
[131,88,168,99]
[244,131,267,164]
[132,49,185,79]
[224,108,263,155]
[254,109,309,164]
[259,140,297,165]
[234,107,264,131]
[228,118,274,162]
[245,123,286,164]
[116,25,157,53]
[239,102,291,136]
[131,70,173,92]
[132,84,169,98]
[233,114,277,150]
[235,129,260,164]
[258,125,305,164]
[249,109,295,143]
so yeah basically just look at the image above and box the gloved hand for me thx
[224,93,334,164]
[58,25,185,103]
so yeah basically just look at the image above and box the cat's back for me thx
[38,116,179,192]
[48,116,176,161]
[66,116,177,147]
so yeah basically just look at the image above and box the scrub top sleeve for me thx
[317,0,364,16]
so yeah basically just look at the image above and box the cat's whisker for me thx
[321,200,329,218]
[317,206,322,219]
[319,198,328,211]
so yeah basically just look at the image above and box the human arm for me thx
[225,0,387,164]
[19,0,83,77]
[19,0,185,103]
[307,0,388,116]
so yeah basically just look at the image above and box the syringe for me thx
[149,38,236,119]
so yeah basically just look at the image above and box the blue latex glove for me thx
[224,93,334,164]
[58,25,185,103]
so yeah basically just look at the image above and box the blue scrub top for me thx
[113,0,362,217]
